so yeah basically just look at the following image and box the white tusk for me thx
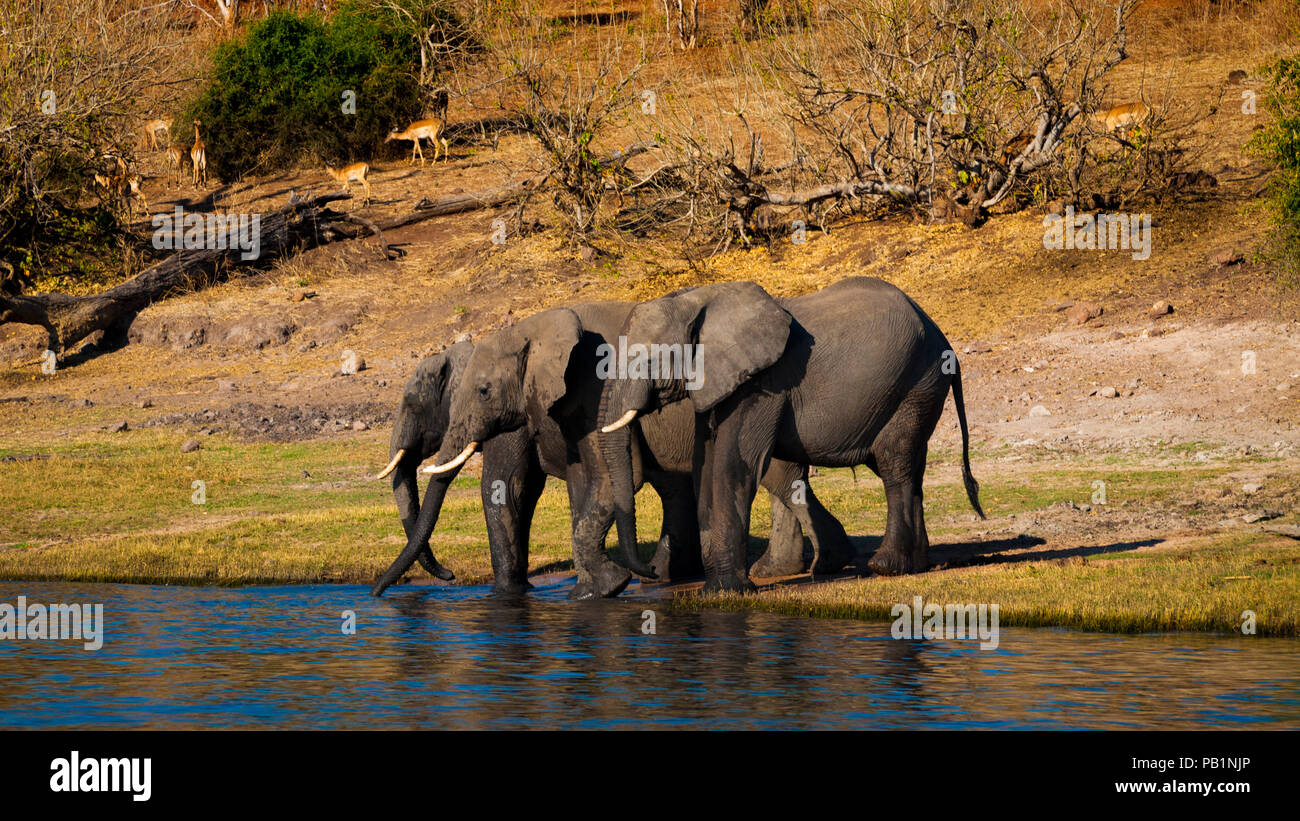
[374,448,406,480]
[600,410,638,434]
[421,441,479,474]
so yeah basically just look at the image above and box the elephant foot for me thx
[702,571,757,595]
[489,579,533,597]
[567,562,632,600]
[650,541,704,583]
[867,546,917,576]
[750,555,805,579]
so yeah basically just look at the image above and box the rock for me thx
[180,439,201,453]
[72,398,93,407]
[1148,300,1173,318]
[1243,510,1283,524]
[352,420,368,431]
[221,318,295,350]
[138,399,153,409]
[1262,524,1300,539]
[1242,482,1263,494]
[1277,383,1291,392]
[963,341,993,354]
[110,421,129,433]
[455,333,472,344]
[1065,302,1104,325]
[1097,386,1118,398]
[217,379,237,391]
[578,246,597,262]
[1029,405,1052,417]
[1211,249,1244,266]
[1227,69,1247,84]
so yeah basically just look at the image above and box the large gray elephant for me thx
[373,301,854,599]
[373,341,538,594]
[596,277,985,593]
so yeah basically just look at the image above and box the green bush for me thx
[183,2,456,180]
[1249,53,1300,286]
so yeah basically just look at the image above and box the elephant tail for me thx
[952,361,985,519]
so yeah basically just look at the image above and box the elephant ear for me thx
[520,308,584,415]
[685,282,792,413]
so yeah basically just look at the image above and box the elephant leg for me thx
[755,460,856,576]
[647,474,703,582]
[866,384,944,576]
[750,494,805,578]
[567,460,633,600]
[480,432,543,594]
[698,397,774,594]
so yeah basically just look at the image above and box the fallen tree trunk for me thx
[0,181,531,356]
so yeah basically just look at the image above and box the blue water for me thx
[0,581,1296,729]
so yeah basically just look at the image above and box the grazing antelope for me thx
[385,118,448,166]
[324,161,372,207]
[165,145,186,189]
[190,119,207,188]
[1098,102,1150,133]
[142,117,173,151]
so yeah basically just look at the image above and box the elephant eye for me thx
[477,384,490,400]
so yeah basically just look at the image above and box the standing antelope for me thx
[385,118,448,165]
[165,145,186,190]
[190,119,208,188]
[1098,102,1150,133]
[123,172,149,219]
[92,155,148,218]
[142,117,173,151]
[325,161,372,207]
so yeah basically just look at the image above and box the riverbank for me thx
[2,418,1296,634]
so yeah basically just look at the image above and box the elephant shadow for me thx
[738,532,1159,586]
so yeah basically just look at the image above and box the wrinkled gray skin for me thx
[379,341,536,594]
[597,277,985,594]
[374,301,853,599]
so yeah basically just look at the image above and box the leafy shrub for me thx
[184,2,460,180]
[1249,54,1300,286]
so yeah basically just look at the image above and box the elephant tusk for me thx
[600,410,638,434]
[422,441,479,474]
[374,448,406,480]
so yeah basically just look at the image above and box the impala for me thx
[142,117,173,151]
[190,119,208,187]
[324,161,372,207]
[1098,102,1150,133]
[385,118,448,165]
[93,155,148,218]
[164,146,186,190]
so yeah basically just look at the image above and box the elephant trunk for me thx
[372,459,462,596]
[597,383,656,579]
[391,453,455,581]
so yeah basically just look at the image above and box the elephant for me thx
[374,300,855,599]
[596,276,985,594]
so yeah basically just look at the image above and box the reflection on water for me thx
[0,581,1296,729]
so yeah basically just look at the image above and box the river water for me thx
[0,581,1295,730]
